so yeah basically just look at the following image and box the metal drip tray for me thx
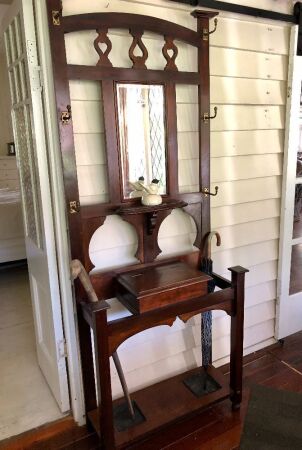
[114,400,145,432]
[183,370,221,397]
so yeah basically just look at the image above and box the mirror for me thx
[116,83,167,198]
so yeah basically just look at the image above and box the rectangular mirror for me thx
[116,83,167,198]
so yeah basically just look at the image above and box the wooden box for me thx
[115,262,211,314]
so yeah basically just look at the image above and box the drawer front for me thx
[0,179,20,190]
[116,279,209,314]
[0,169,19,180]
[0,158,17,170]
[141,281,209,313]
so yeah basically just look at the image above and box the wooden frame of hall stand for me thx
[81,266,247,449]
[46,3,248,448]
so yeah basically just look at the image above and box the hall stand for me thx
[46,3,248,448]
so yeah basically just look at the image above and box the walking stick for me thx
[71,259,135,418]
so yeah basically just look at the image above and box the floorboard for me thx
[1,332,302,450]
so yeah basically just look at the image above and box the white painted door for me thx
[3,0,70,412]
[276,26,302,339]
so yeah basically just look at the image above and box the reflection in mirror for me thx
[289,243,302,295]
[116,83,167,198]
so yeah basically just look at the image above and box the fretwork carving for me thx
[129,28,148,69]
[162,36,178,71]
[94,28,112,67]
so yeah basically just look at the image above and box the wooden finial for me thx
[191,9,219,19]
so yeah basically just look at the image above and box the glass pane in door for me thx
[293,184,302,238]
[297,126,302,177]
[289,243,302,295]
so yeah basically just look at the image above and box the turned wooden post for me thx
[229,266,249,410]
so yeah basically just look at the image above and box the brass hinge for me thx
[52,10,61,26]
[203,112,210,123]
[58,339,68,359]
[287,86,292,98]
[202,28,209,41]
[69,200,80,214]
[61,105,72,125]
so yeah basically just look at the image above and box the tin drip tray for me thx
[114,400,145,432]
[183,369,222,397]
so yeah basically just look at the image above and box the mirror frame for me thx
[48,9,217,270]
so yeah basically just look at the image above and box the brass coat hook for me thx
[201,186,219,197]
[202,106,218,123]
[203,18,218,41]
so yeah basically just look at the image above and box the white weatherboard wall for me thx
[63,0,290,398]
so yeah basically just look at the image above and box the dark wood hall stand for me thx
[46,3,248,448]
[81,265,247,449]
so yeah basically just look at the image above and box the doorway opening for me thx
[289,92,302,295]
[0,2,69,440]
[276,27,302,339]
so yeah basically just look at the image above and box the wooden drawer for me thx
[116,262,211,314]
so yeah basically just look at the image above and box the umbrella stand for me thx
[71,259,135,419]
[183,232,221,397]
[201,232,221,391]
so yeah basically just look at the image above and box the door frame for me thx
[276,25,302,339]
[2,0,72,411]
[33,0,85,425]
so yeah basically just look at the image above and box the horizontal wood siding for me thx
[65,0,289,398]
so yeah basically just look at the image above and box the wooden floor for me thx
[1,332,302,450]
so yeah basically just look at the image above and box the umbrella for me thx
[200,231,221,386]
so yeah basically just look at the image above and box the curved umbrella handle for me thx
[206,231,221,259]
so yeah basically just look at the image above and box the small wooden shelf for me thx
[88,365,229,449]
[115,199,187,215]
